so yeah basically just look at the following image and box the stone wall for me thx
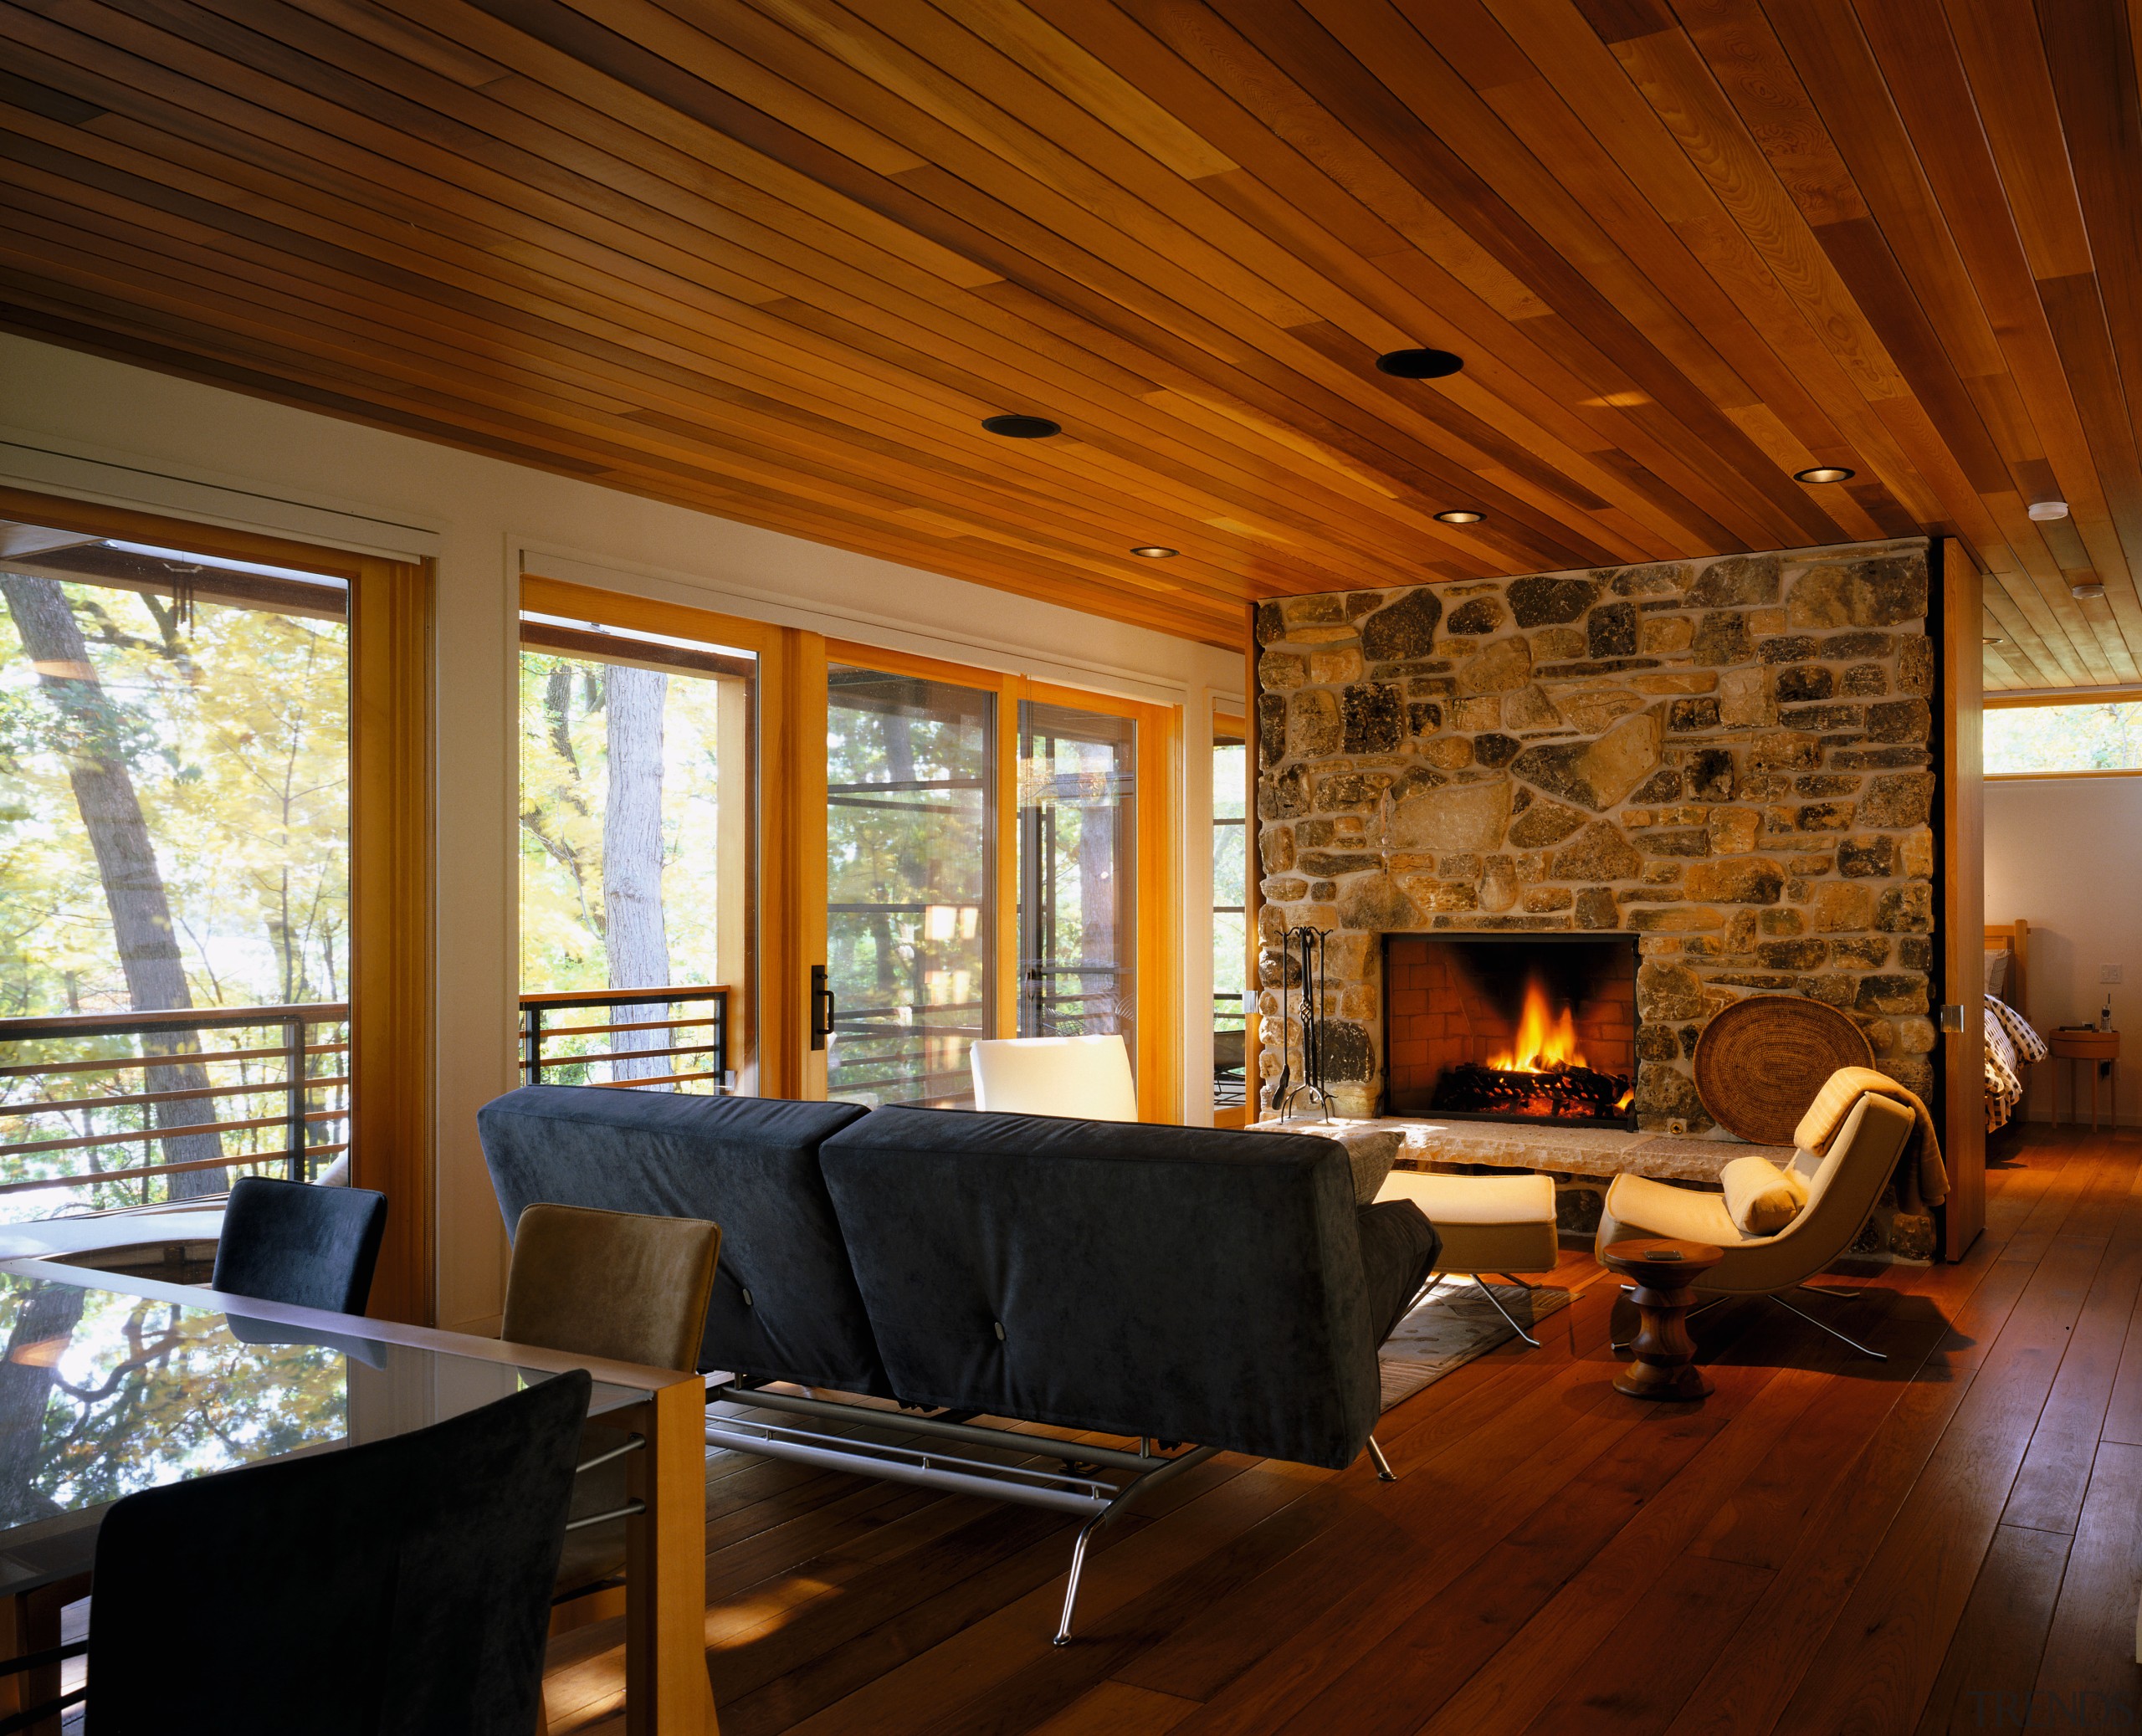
[1253,538,1936,1137]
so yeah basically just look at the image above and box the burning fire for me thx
[1489,976,1586,1074]
[1474,975,1636,1115]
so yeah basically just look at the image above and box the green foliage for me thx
[0,579,348,1018]
[517,649,730,1000]
[0,577,351,1216]
[1986,702,2142,774]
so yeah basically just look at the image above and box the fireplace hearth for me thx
[1383,935,1639,1129]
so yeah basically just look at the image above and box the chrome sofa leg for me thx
[1475,1274,1541,1348]
[1053,1513,1105,1646]
[1366,1434,1396,1482]
[1770,1289,1888,1361]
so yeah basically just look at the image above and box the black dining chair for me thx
[211,1175,388,1315]
[0,1368,592,1735]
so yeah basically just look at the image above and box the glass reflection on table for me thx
[0,1270,638,1534]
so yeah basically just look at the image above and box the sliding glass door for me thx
[1017,700,1138,1061]
[824,667,993,1107]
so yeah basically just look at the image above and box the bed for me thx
[1986,920,2047,1140]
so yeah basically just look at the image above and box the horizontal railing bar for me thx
[516,986,725,1010]
[0,1075,350,1119]
[0,1108,344,1160]
[579,1071,722,1090]
[523,1015,715,1040]
[0,1041,346,1080]
[0,1003,350,1042]
[0,1142,348,1196]
[528,1041,715,1068]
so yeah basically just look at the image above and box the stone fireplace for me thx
[1253,537,1936,1149]
[1384,934,1638,1128]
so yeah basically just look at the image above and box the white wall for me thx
[0,335,1241,1329]
[1985,775,2142,1126]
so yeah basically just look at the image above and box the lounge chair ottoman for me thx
[1375,1170,1559,1346]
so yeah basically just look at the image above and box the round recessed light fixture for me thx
[2028,499,2071,521]
[2072,580,2106,600]
[1130,545,1178,559]
[1794,465,1855,484]
[1376,347,1464,379]
[981,413,1061,438]
[1434,509,1486,525]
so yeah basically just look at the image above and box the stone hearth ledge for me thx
[1253,1114,1788,1184]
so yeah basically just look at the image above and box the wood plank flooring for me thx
[544,1122,2142,1735]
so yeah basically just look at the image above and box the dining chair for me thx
[500,1202,721,1605]
[210,1175,388,1315]
[0,1370,591,1735]
[971,1033,1139,1121]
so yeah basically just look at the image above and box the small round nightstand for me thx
[2050,1029,2120,1131]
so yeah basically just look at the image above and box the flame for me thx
[1487,975,1587,1073]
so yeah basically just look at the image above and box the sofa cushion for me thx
[475,1087,889,1393]
[817,1105,1436,1468]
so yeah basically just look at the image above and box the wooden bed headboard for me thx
[1986,919,2030,1018]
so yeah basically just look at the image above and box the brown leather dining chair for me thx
[500,1202,722,1605]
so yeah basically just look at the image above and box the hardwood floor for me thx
[543,1122,2142,1735]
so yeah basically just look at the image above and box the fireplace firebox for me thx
[1382,935,1640,1129]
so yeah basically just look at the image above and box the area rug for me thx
[1378,1276,1574,1410]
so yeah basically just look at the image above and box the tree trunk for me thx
[0,1283,85,1525]
[602,666,670,1082]
[1,576,226,1197]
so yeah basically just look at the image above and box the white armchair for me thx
[1596,1088,1916,1359]
[971,1035,1139,1122]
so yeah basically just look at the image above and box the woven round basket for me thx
[1692,996,1873,1146]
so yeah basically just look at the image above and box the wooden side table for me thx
[1601,1237,1723,1401]
[2050,1029,2120,1131]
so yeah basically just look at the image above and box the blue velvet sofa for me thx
[475,1086,1440,1641]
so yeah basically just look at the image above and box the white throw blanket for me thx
[1986,995,2047,1132]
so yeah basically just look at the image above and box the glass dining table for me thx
[0,1256,714,1735]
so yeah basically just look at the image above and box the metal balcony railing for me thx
[519,986,730,1091]
[0,1003,351,1211]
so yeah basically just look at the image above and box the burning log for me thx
[1427,1059,1633,1123]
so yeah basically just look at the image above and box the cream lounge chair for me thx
[1594,1089,1917,1360]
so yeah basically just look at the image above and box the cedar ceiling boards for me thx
[0,0,2135,679]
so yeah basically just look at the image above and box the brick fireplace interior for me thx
[1383,935,1639,1129]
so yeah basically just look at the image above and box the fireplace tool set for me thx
[1266,924,1335,1124]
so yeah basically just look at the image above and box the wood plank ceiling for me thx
[0,1,2137,679]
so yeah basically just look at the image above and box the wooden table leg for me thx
[623,1378,716,1736]
[0,1575,88,1736]
[1614,1273,1714,1401]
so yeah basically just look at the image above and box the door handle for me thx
[811,965,837,1051]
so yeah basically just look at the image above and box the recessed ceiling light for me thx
[981,413,1060,438]
[2072,580,2106,599]
[2028,499,2071,520]
[1376,348,1464,379]
[1794,465,1855,484]
[1434,509,1486,525]
[1130,545,1178,558]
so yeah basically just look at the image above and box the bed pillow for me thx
[1985,947,2011,996]
[1720,1155,1804,1236]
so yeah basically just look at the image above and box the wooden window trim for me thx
[1984,687,2142,709]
